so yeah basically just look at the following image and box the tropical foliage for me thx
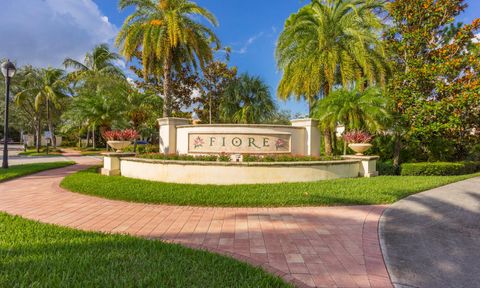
[276,0,388,155]
[314,87,392,133]
[195,60,237,124]
[3,0,479,166]
[15,68,69,148]
[64,44,124,82]
[220,73,276,124]
[385,0,480,164]
[116,0,220,117]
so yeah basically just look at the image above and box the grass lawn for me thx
[60,147,105,156]
[18,149,62,157]
[0,162,75,182]
[0,213,290,287]
[61,167,480,207]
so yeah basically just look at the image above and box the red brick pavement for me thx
[0,157,392,288]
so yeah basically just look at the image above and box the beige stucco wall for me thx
[175,124,307,155]
[119,158,361,185]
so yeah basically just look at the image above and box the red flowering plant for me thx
[103,129,139,141]
[342,131,372,144]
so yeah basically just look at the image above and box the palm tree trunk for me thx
[324,128,333,156]
[162,51,173,118]
[322,85,333,156]
[92,125,96,150]
[35,116,41,153]
[86,127,90,148]
[46,99,57,148]
[332,130,337,155]
[78,128,82,148]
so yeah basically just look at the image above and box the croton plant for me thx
[342,131,372,144]
[103,129,139,141]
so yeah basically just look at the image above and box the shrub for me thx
[377,160,398,176]
[401,162,480,176]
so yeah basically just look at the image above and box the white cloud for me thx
[0,0,117,67]
[232,32,265,54]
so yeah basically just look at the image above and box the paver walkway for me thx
[0,157,392,288]
[380,177,480,288]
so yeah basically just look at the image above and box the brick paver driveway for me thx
[0,157,392,288]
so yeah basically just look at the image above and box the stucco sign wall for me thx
[188,133,291,154]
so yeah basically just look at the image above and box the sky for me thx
[0,0,479,115]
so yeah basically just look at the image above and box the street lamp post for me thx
[1,60,16,169]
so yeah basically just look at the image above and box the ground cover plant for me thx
[61,167,479,207]
[0,162,74,182]
[0,213,290,287]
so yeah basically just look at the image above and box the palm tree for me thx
[221,73,276,124]
[276,0,388,155]
[64,76,129,149]
[115,0,220,117]
[63,44,125,82]
[13,66,44,152]
[314,86,392,154]
[16,68,69,148]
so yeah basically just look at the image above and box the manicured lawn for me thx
[0,162,75,182]
[18,149,62,156]
[0,213,289,287]
[61,167,480,207]
[60,147,105,156]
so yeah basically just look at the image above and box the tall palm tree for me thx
[276,0,388,155]
[63,43,125,82]
[13,66,44,152]
[16,68,69,148]
[221,73,276,124]
[314,87,392,154]
[115,0,220,117]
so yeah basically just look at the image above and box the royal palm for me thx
[116,0,219,117]
[276,0,388,155]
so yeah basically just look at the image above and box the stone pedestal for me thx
[158,117,190,154]
[101,153,136,176]
[342,155,379,177]
[291,118,321,157]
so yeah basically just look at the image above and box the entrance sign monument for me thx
[101,117,379,184]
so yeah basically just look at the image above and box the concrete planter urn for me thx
[348,143,372,156]
[107,141,131,153]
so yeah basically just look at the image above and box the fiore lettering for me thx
[189,134,290,154]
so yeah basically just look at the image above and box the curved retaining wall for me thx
[119,158,363,185]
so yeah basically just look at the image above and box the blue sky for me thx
[1,0,479,115]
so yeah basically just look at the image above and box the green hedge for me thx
[401,162,480,176]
